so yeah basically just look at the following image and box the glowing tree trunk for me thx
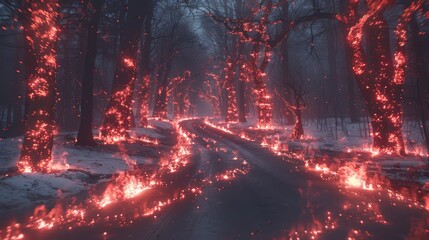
[276,87,305,140]
[172,91,181,119]
[100,57,137,143]
[345,0,423,155]
[235,0,246,123]
[99,0,146,143]
[212,2,276,127]
[237,57,247,123]
[250,42,273,128]
[76,0,103,147]
[225,56,239,122]
[291,105,304,139]
[368,14,405,154]
[237,74,247,122]
[203,76,221,117]
[19,0,59,172]
[253,73,272,127]
[181,94,190,117]
[153,67,188,119]
[289,90,305,140]
[173,88,189,118]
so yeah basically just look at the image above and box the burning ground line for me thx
[0,120,194,240]
[0,119,253,240]
[205,121,429,211]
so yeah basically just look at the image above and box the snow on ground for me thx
[208,117,429,192]
[214,117,428,158]
[0,172,86,210]
[0,137,21,170]
[148,118,174,129]
[51,145,154,175]
[129,128,164,140]
[0,120,173,212]
[0,138,154,175]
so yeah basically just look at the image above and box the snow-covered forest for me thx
[0,0,428,239]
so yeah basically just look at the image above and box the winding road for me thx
[26,119,429,239]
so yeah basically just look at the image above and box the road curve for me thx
[38,119,429,240]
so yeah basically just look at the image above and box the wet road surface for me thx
[18,119,429,239]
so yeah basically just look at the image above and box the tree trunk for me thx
[339,0,359,123]
[225,56,239,122]
[326,19,339,123]
[19,0,59,172]
[10,44,24,136]
[0,107,4,130]
[359,14,405,154]
[99,0,146,143]
[280,2,294,125]
[291,102,304,140]
[139,0,154,127]
[237,77,246,122]
[76,0,103,147]
[235,0,246,123]
[410,14,429,152]
[254,73,272,127]
[5,105,12,130]
[250,43,272,127]
[153,61,172,119]
[345,43,359,123]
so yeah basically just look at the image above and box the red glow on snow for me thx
[1,120,200,239]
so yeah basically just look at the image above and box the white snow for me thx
[214,117,429,157]
[0,172,85,210]
[51,145,154,175]
[0,134,156,176]
[0,120,169,211]
[148,118,174,129]
[129,128,164,139]
[0,137,22,169]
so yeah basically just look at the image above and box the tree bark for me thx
[237,78,246,122]
[99,0,146,142]
[19,0,59,172]
[339,0,359,123]
[76,0,103,147]
[225,55,239,122]
[251,43,272,127]
[153,61,172,119]
[410,13,429,152]
[357,13,405,154]
[139,0,154,127]
[235,0,246,123]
